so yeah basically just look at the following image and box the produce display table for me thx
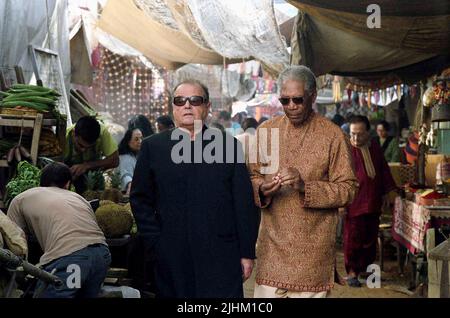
[0,113,66,208]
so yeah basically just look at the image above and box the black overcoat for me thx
[130,126,258,298]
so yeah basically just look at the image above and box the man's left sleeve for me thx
[301,132,359,209]
[232,140,258,259]
[100,126,118,157]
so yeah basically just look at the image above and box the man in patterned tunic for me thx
[249,65,358,298]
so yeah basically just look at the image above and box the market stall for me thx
[0,82,66,208]
[389,75,450,291]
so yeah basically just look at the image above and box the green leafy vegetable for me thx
[4,161,41,207]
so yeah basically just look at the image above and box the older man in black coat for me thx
[130,80,258,298]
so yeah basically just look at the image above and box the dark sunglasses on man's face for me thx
[173,96,206,107]
[279,96,304,106]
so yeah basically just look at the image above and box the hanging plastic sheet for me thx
[187,0,289,73]
[134,0,212,51]
[0,0,70,89]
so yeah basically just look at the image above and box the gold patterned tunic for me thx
[249,113,358,292]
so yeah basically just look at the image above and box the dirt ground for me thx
[244,245,420,298]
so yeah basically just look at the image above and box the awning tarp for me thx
[97,0,223,69]
[98,0,290,71]
[288,1,450,84]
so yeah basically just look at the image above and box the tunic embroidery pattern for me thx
[249,113,358,292]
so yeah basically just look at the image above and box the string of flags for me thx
[336,83,418,107]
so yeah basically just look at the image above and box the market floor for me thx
[243,248,416,298]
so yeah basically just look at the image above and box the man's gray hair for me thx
[277,65,317,94]
[173,79,209,102]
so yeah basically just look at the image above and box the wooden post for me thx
[417,82,431,187]
[417,143,427,187]
[0,70,7,91]
[14,66,25,84]
[57,119,67,157]
[30,114,44,165]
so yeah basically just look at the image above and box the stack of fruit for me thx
[0,84,60,117]
[95,200,134,238]
[38,128,62,157]
[5,144,31,165]
[82,170,105,201]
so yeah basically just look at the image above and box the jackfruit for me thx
[100,189,123,203]
[82,190,101,201]
[99,200,115,206]
[95,203,133,238]
[123,203,137,235]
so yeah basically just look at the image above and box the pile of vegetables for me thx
[4,161,41,207]
[0,84,61,118]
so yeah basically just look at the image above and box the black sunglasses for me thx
[173,96,206,107]
[279,96,304,106]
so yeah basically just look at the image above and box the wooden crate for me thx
[0,107,53,119]
[428,240,450,298]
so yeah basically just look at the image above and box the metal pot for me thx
[432,104,450,122]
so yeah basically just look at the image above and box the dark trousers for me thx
[127,234,156,293]
[36,244,111,298]
[344,213,380,275]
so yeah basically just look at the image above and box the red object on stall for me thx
[405,132,419,164]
